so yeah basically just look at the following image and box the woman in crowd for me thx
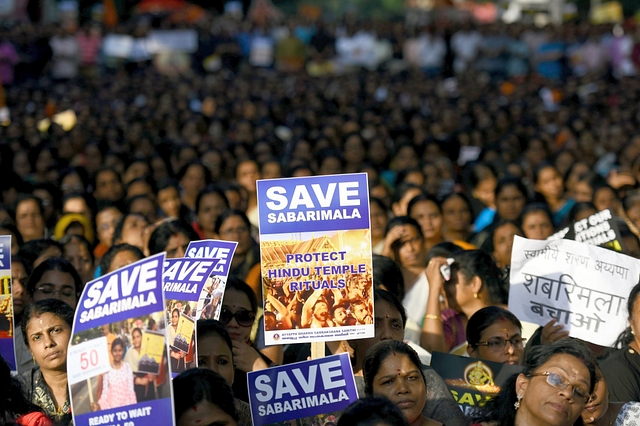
[60,234,94,285]
[92,338,137,411]
[0,222,24,255]
[196,319,252,426]
[480,219,524,269]
[192,186,230,240]
[19,239,63,271]
[408,194,445,253]
[473,339,597,426]
[466,306,525,365]
[173,369,238,426]
[124,328,156,403]
[370,197,390,255]
[534,162,575,226]
[422,250,508,354]
[15,196,46,243]
[494,178,529,223]
[25,258,82,309]
[235,159,260,229]
[94,205,123,259]
[337,396,409,426]
[468,164,497,233]
[363,340,441,426]
[520,203,555,240]
[19,299,74,425]
[601,282,640,402]
[147,219,198,259]
[0,355,53,426]
[177,161,210,214]
[11,255,30,326]
[220,277,275,403]
[391,183,423,217]
[581,365,640,426]
[156,179,191,223]
[440,193,474,246]
[215,210,260,281]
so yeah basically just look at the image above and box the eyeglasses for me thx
[219,308,255,327]
[35,284,76,298]
[476,336,526,351]
[528,371,590,403]
[220,227,249,238]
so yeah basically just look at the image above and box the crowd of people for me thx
[2,4,640,426]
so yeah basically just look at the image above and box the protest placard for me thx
[185,240,237,321]
[0,235,14,371]
[257,173,374,345]
[162,257,218,377]
[146,30,198,53]
[509,236,640,347]
[430,352,522,417]
[548,209,624,252]
[248,352,358,426]
[68,252,175,426]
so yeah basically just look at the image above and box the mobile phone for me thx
[440,258,455,281]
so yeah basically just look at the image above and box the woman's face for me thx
[11,261,26,316]
[468,319,524,365]
[369,202,388,241]
[410,200,443,241]
[61,173,85,196]
[393,225,425,269]
[198,334,235,386]
[536,167,564,200]
[16,199,45,242]
[236,161,260,193]
[108,250,140,273]
[64,241,93,284]
[522,211,554,240]
[496,186,526,221]
[493,223,522,268]
[132,330,142,350]
[119,215,149,250]
[181,165,206,197]
[178,400,237,426]
[218,216,251,255]
[222,288,253,343]
[582,369,608,424]
[112,344,124,363]
[26,312,71,372]
[171,310,180,327]
[573,181,593,203]
[626,202,640,231]
[197,193,228,234]
[158,187,182,218]
[96,208,123,248]
[33,270,78,308]
[372,353,427,424]
[475,177,497,208]
[165,233,190,259]
[593,187,619,213]
[442,196,471,233]
[516,354,591,426]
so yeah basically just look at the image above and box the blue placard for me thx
[185,240,237,277]
[0,235,14,371]
[163,258,220,302]
[248,353,358,426]
[257,173,370,234]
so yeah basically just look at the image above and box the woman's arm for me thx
[420,259,448,353]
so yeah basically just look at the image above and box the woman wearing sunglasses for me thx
[466,306,525,365]
[472,339,597,426]
[220,277,275,403]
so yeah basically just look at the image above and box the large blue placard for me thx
[257,173,370,234]
[248,353,358,426]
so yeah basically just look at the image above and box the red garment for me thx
[17,412,54,426]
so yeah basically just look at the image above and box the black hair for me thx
[0,223,23,249]
[126,176,156,195]
[21,299,74,346]
[520,203,554,228]
[391,183,421,207]
[336,396,410,426]
[15,195,44,217]
[18,239,63,271]
[613,281,640,348]
[567,202,597,224]
[395,167,424,187]
[467,306,523,348]
[111,338,125,352]
[474,339,597,425]
[532,161,558,186]
[372,255,405,302]
[112,213,149,246]
[495,177,529,201]
[369,196,389,214]
[173,369,238,423]
[363,340,425,397]
[374,289,407,329]
[441,191,474,215]
[214,209,252,235]
[92,166,121,191]
[0,354,46,422]
[176,161,211,187]
[197,319,233,353]
[426,242,465,263]
[99,244,144,275]
[407,193,442,218]
[148,219,198,256]
[480,219,523,257]
[195,186,229,215]
[386,216,423,240]
[623,191,640,212]
[155,178,180,194]
[11,254,32,277]
[59,234,95,264]
[452,250,509,305]
[225,276,258,314]
[25,257,83,299]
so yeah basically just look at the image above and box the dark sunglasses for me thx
[219,308,256,327]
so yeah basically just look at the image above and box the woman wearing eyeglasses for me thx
[472,339,597,426]
[25,258,82,309]
[220,277,275,403]
[466,306,525,365]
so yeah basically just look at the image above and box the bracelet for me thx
[424,314,442,321]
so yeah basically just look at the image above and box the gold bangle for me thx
[424,314,442,321]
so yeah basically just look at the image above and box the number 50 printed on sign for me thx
[67,336,111,385]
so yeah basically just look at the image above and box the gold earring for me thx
[474,293,478,299]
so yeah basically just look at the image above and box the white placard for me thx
[509,236,640,347]
[102,34,134,58]
[67,336,111,385]
[147,30,198,54]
